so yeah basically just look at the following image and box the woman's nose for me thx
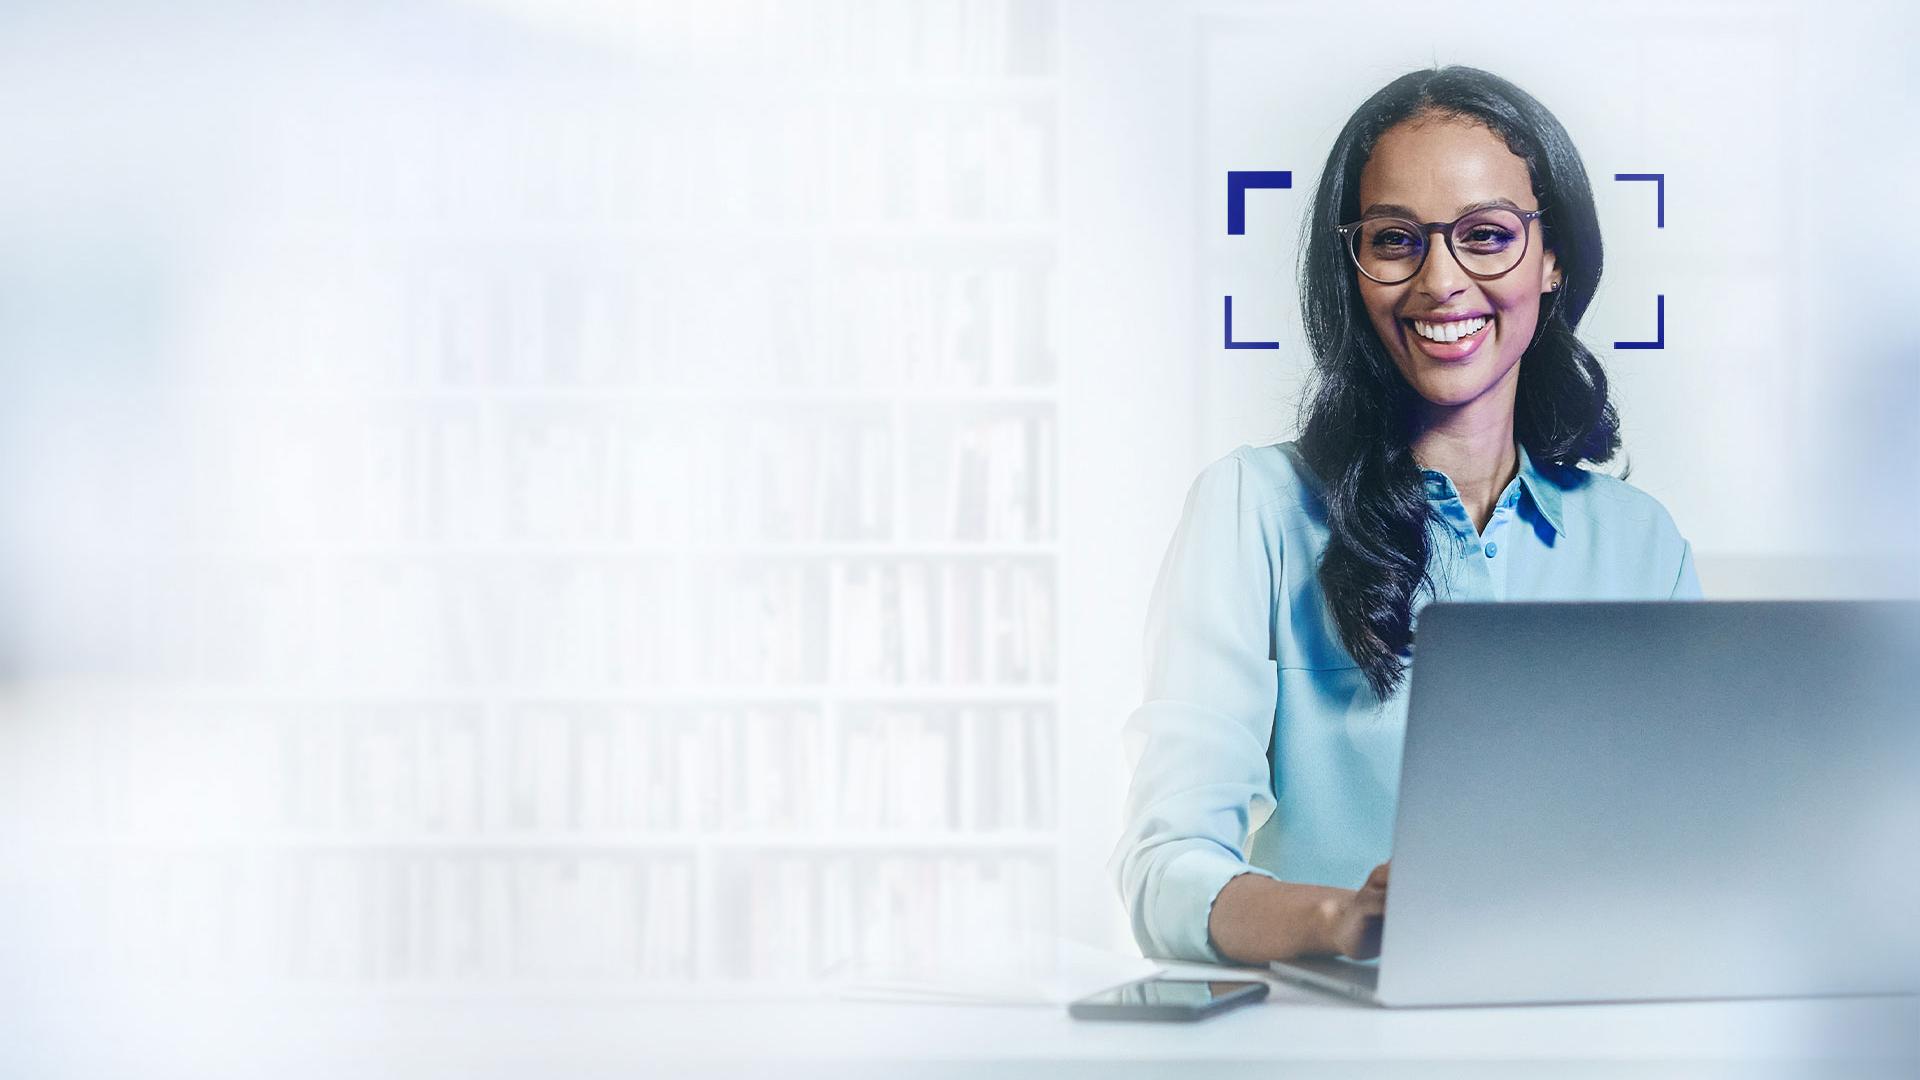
[1414,227,1471,298]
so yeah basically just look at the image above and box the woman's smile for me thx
[1402,312,1494,362]
[1351,114,1558,411]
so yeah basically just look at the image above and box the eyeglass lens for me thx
[1350,208,1529,284]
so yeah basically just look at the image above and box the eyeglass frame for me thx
[1334,204,1549,285]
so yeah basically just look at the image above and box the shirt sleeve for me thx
[1669,538,1703,599]
[1106,450,1285,963]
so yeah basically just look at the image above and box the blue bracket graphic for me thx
[1614,174,1666,350]
[1615,173,1664,228]
[1225,171,1291,350]
[1223,295,1278,350]
[1227,170,1290,235]
[1613,294,1665,350]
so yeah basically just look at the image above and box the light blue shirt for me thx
[1109,439,1701,963]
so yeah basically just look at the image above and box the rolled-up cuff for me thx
[1150,842,1282,964]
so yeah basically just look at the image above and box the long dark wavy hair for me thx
[1295,65,1620,699]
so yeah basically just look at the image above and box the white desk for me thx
[7,963,1916,1079]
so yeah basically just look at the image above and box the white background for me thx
[0,0,1914,1027]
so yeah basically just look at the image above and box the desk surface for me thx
[8,962,1918,1080]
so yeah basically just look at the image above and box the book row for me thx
[710,851,1055,982]
[184,253,1057,392]
[263,94,1053,227]
[644,0,1057,82]
[17,846,1052,986]
[905,404,1057,542]
[136,554,1057,688]
[185,397,1053,547]
[8,700,1056,837]
[21,848,696,983]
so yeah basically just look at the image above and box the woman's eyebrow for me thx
[1360,197,1525,219]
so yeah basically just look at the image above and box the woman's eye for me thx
[1462,227,1515,248]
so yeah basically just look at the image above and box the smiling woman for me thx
[1306,83,1608,695]
[1108,65,1701,968]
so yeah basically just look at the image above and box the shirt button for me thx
[1485,542,1498,558]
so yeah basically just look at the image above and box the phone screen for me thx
[1081,978,1264,1008]
[1070,976,1271,1021]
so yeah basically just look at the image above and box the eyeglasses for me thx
[1335,205,1548,285]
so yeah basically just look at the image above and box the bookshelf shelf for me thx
[223,221,1063,248]
[61,684,1063,704]
[27,831,1060,852]
[176,542,1064,559]
[618,75,1060,102]
[182,386,1060,403]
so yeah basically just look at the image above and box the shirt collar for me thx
[1513,442,1567,535]
[1418,442,1567,535]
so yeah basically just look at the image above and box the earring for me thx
[1549,280,1560,292]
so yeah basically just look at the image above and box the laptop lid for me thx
[1376,600,1920,1007]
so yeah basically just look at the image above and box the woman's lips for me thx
[1404,316,1492,362]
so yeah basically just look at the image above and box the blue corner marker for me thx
[1614,173,1664,228]
[1224,295,1279,350]
[1227,171,1291,235]
[1614,294,1665,350]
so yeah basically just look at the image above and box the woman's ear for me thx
[1540,249,1560,294]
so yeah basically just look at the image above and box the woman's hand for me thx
[1207,862,1392,965]
[1324,861,1390,960]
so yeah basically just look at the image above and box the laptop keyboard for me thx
[1285,955,1380,990]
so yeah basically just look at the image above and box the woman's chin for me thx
[1405,356,1515,410]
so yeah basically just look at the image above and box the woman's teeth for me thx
[1410,315,1489,343]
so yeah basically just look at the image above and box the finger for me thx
[1357,917,1383,960]
[1349,914,1384,960]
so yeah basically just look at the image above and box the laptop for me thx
[1268,600,1920,1008]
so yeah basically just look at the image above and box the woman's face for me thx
[1353,115,1559,413]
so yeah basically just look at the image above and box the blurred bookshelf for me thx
[11,0,1063,996]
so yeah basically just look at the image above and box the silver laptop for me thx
[1270,600,1920,1007]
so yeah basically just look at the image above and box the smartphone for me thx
[1067,976,1269,1022]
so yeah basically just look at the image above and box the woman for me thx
[1109,65,1700,966]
